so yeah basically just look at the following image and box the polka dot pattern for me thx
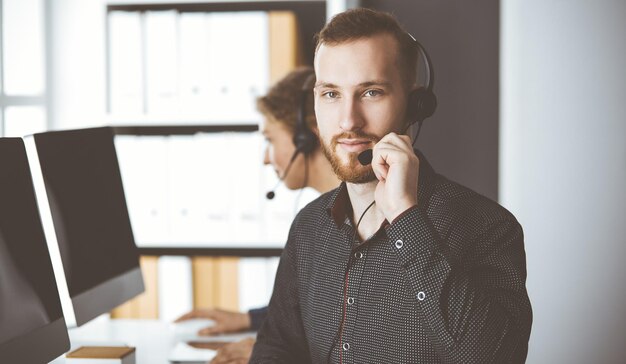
[251,153,532,364]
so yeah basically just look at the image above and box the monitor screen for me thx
[0,138,70,362]
[31,127,144,326]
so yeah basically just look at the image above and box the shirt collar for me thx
[325,149,436,228]
[325,181,351,228]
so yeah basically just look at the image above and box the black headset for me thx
[357,33,437,165]
[406,33,437,126]
[269,36,436,197]
[292,73,318,156]
[295,36,437,148]
[266,72,317,200]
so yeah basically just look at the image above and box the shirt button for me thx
[354,251,363,259]
[395,239,404,249]
[417,291,426,301]
[347,297,355,305]
[343,342,350,351]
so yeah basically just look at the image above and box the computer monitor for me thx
[0,138,70,362]
[26,127,144,327]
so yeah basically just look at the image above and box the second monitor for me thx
[26,127,145,326]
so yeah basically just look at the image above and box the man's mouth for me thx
[336,139,372,153]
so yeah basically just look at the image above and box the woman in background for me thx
[176,67,339,364]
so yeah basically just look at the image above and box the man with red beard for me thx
[250,8,532,364]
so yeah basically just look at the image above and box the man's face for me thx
[314,33,409,183]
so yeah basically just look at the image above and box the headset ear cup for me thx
[293,73,318,156]
[408,87,437,124]
[293,125,318,155]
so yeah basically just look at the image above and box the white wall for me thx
[48,0,108,130]
[501,1,626,363]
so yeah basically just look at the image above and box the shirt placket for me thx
[338,241,368,364]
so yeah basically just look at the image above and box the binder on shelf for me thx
[168,135,203,244]
[109,11,143,115]
[179,13,212,116]
[145,10,179,115]
[115,135,171,245]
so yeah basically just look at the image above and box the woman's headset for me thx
[291,73,318,156]
[266,71,317,200]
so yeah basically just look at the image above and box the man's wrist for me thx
[389,204,418,225]
[386,199,417,222]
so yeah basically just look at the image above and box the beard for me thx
[320,131,380,184]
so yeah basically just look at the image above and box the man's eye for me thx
[323,91,338,99]
[364,90,381,97]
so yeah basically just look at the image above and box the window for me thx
[0,0,48,137]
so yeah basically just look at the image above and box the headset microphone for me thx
[265,184,279,200]
[358,34,437,166]
[357,149,373,166]
[265,149,300,200]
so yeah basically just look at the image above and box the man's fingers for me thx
[372,154,387,181]
[371,132,415,174]
[378,133,413,154]
[372,142,410,180]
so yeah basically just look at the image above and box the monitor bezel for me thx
[72,266,144,326]
[0,318,70,363]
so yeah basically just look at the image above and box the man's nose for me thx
[339,97,364,131]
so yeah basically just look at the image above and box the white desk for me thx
[50,319,256,364]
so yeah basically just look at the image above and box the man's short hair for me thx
[315,8,418,87]
[257,67,316,132]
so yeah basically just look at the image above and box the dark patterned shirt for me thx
[249,306,269,331]
[251,152,532,363]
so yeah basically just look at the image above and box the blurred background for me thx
[1,0,624,363]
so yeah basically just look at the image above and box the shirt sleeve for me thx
[250,219,311,364]
[386,206,532,364]
[248,306,268,331]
